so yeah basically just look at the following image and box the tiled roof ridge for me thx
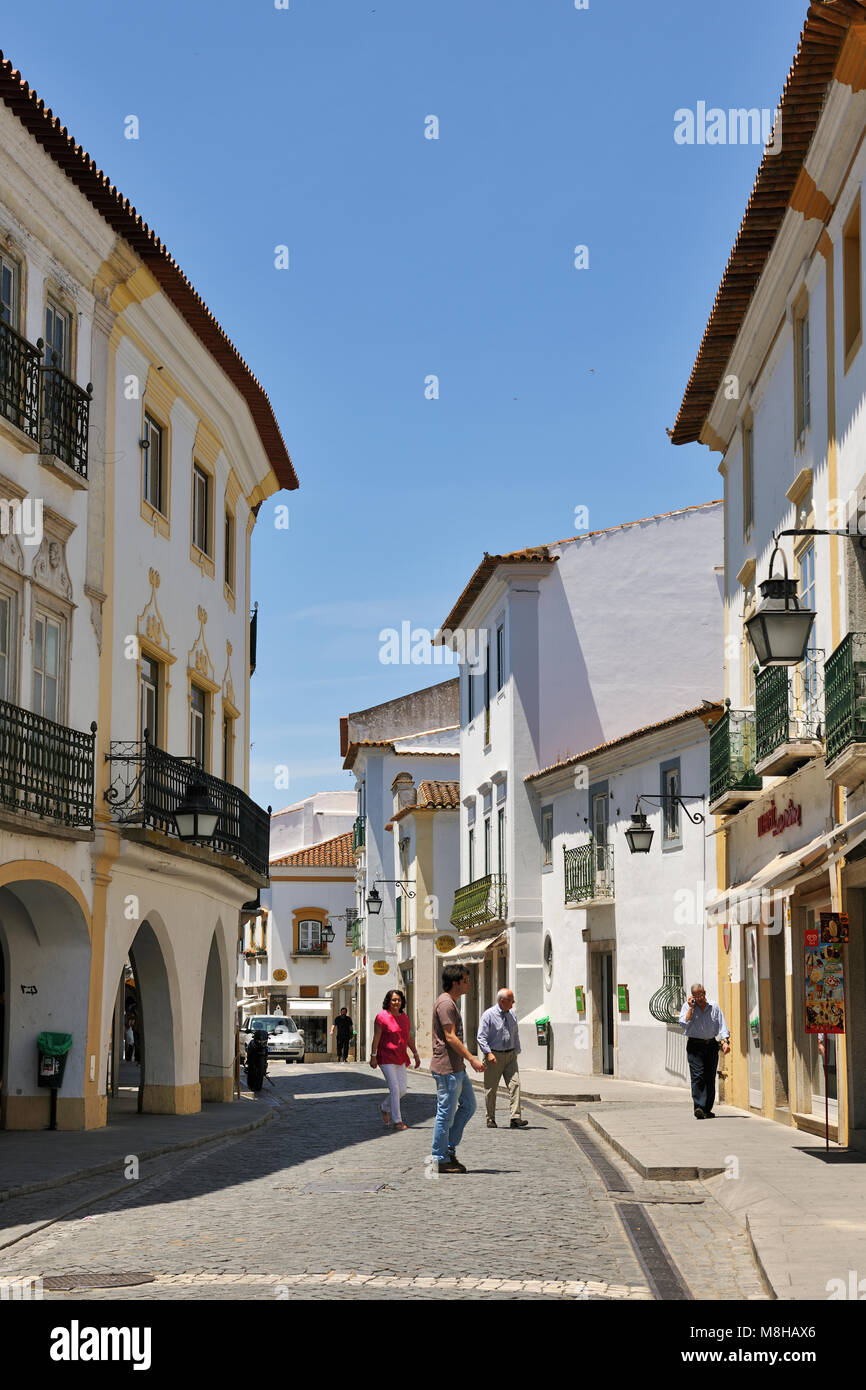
[526,498,724,553]
[671,1,866,445]
[0,52,297,491]
[270,828,355,867]
[525,701,724,782]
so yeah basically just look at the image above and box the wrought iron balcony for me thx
[351,918,364,954]
[0,321,41,443]
[449,873,507,930]
[755,660,824,776]
[40,366,92,478]
[105,739,270,878]
[564,837,614,905]
[352,814,365,851]
[0,699,95,827]
[825,632,866,786]
[708,702,762,813]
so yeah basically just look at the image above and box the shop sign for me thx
[574,985,585,1013]
[757,798,802,837]
[372,960,389,976]
[435,934,456,953]
[617,984,629,1012]
[272,969,287,982]
[805,925,846,1034]
[722,922,731,953]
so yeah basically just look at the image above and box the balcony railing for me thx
[709,703,761,805]
[564,837,614,904]
[105,739,270,877]
[351,918,364,954]
[0,321,41,443]
[295,943,329,956]
[352,815,365,851]
[0,699,95,826]
[450,873,507,930]
[40,366,92,478]
[755,660,824,765]
[825,632,866,766]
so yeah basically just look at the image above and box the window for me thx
[541,806,553,867]
[193,464,210,555]
[466,663,475,723]
[799,543,818,729]
[498,808,505,876]
[742,422,754,535]
[140,655,161,745]
[222,713,234,783]
[484,650,491,744]
[794,306,811,438]
[844,198,862,366]
[484,817,491,875]
[592,789,608,877]
[0,253,18,328]
[298,919,322,953]
[44,300,70,372]
[190,683,207,766]
[33,612,63,721]
[496,625,504,691]
[143,414,164,513]
[224,510,235,592]
[468,826,475,882]
[660,759,681,844]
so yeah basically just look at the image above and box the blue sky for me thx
[2,1,806,808]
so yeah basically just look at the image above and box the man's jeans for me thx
[431,1070,476,1162]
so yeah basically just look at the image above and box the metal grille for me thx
[0,321,40,441]
[648,946,685,1024]
[40,366,91,477]
[708,703,761,803]
[0,700,95,825]
[756,659,824,763]
[564,837,614,903]
[106,739,270,877]
[449,872,507,929]
[825,631,866,765]
[352,814,365,850]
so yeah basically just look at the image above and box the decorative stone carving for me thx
[136,567,172,657]
[222,640,236,709]
[32,535,73,599]
[187,605,215,686]
[0,529,25,575]
[84,584,107,655]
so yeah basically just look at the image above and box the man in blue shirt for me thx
[679,983,730,1119]
[478,988,528,1129]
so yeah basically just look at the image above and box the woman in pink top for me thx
[370,988,420,1129]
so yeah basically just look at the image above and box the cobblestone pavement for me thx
[0,1066,767,1301]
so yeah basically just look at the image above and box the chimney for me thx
[391,772,416,816]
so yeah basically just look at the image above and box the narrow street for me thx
[0,1066,765,1302]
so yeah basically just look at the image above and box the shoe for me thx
[705,1111,716,1119]
[447,1153,467,1172]
[694,1108,705,1119]
[510,1119,529,1128]
[437,1160,465,1174]
[393,1121,408,1130]
[487,1119,497,1128]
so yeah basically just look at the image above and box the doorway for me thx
[744,926,763,1108]
[600,951,615,1075]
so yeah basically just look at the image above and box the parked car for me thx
[240,1015,305,1063]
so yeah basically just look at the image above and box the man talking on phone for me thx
[679,982,730,1119]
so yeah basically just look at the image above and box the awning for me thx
[443,930,507,964]
[325,968,362,992]
[705,809,866,921]
[287,998,333,1015]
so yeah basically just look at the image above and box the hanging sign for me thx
[574,986,585,1013]
[435,935,456,953]
[805,927,845,1034]
[372,960,389,976]
[272,969,287,982]
[819,912,849,944]
[617,984,629,1013]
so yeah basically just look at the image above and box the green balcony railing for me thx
[450,873,507,930]
[564,837,614,904]
[709,702,761,804]
[352,815,366,851]
[396,896,402,934]
[351,918,364,954]
[756,660,824,765]
[825,632,866,765]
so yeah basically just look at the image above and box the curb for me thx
[0,1093,282,1204]
[587,1112,727,1182]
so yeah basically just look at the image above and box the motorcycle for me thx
[244,1029,269,1093]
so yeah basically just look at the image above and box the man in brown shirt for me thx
[431,963,485,1173]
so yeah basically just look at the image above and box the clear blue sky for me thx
[2,1,806,809]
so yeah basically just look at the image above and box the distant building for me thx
[269,791,357,862]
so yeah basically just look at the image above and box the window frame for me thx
[496,623,504,692]
[793,299,811,442]
[224,507,235,595]
[541,805,554,871]
[31,606,65,723]
[844,195,862,372]
[189,680,208,769]
[742,419,754,538]
[142,412,165,516]
[44,296,71,374]
[192,462,211,557]
[0,251,20,329]
[660,757,683,850]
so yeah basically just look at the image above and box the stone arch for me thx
[0,871,91,1130]
[199,927,233,1102]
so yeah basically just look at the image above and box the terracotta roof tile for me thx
[525,702,724,783]
[417,780,460,808]
[270,830,355,868]
[0,52,297,491]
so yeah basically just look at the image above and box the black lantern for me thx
[321,921,336,943]
[366,886,383,915]
[625,808,654,855]
[745,542,815,667]
[174,781,220,843]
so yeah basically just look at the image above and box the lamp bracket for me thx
[373,878,416,899]
[634,794,705,827]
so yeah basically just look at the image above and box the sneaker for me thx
[448,1152,467,1172]
[487,1119,497,1128]
[510,1119,529,1128]
[437,1160,465,1174]
[694,1108,705,1119]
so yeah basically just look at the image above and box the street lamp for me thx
[321,921,336,944]
[366,886,383,915]
[174,781,221,843]
[745,540,815,667]
[624,795,705,855]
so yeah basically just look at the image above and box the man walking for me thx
[478,988,528,1128]
[330,1006,353,1062]
[679,982,730,1118]
[430,963,485,1173]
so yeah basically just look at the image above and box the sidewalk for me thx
[482,1064,866,1301]
[0,1090,280,1202]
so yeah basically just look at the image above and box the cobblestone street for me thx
[0,1066,767,1301]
